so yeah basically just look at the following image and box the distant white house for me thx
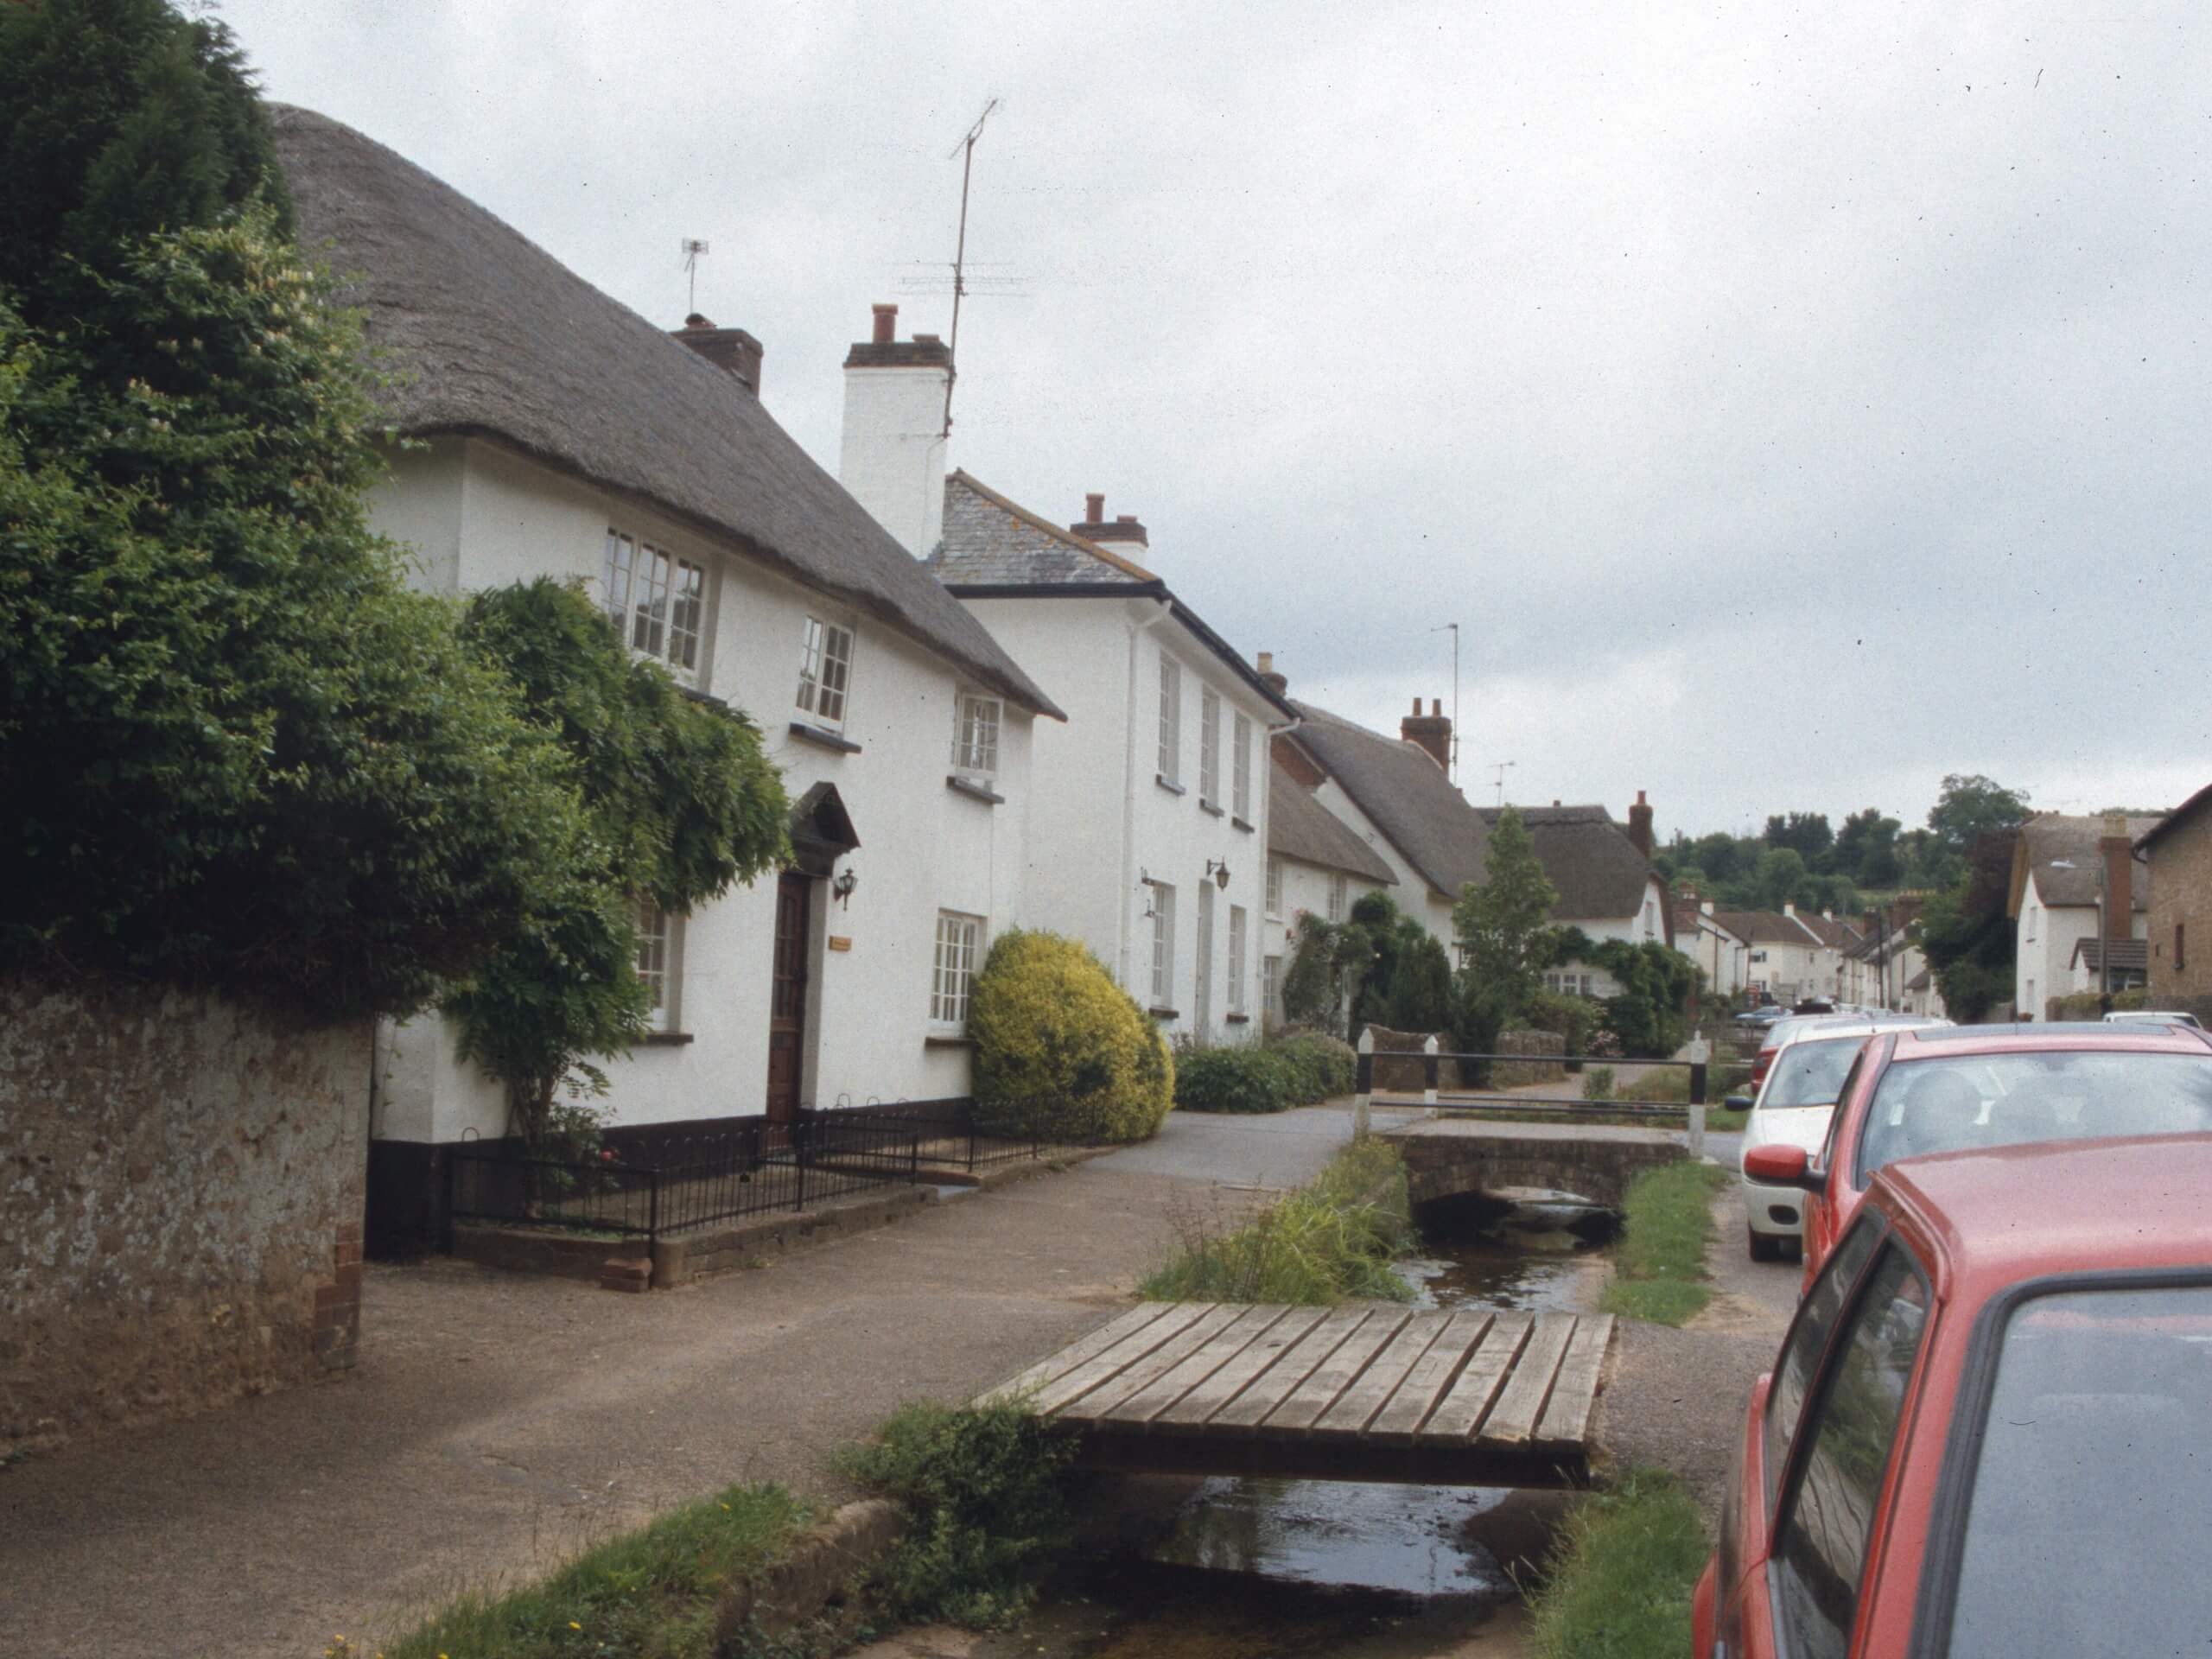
[1478,800,1674,999]
[1714,906,1859,1005]
[275,111,1064,1240]
[1674,897,1751,1000]
[1263,760,1399,1022]
[2008,814,2158,1017]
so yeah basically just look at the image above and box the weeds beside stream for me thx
[1599,1160,1728,1325]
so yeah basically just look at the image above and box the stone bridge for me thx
[1382,1119,1688,1211]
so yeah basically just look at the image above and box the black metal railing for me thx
[444,1101,1052,1249]
[1354,1046,1713,1117]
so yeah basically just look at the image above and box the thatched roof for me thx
[1287,702,1491,899]
[1473,804,1661,925]
[2016,814,2161,908]
[1268,762,1396,885]
[269,106,1060,720]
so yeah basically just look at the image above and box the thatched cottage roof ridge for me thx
[269,105,1060,720]
[1268,762,1397,887]
[1287,702,1491,899]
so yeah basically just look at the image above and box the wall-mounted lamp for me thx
[1137,868,1156,918]
[1205,858,1231,892]
[831,866,859,909]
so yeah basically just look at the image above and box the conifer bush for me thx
[969,930,1173,1143]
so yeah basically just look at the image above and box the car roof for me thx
[1886,1022,2212,1059]
[1876,1136,2212,1297]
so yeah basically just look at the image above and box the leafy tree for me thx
[1927,773,2031,858]
[1454,808,1562,1014]
[1764,812,1834,868]
[1917,831,2018,1022]
[1343,890,1452,1036]
[1834,809,1904,888]
[1752,847,1811,911]
[445,580,789,1156]
[0,0,291,329]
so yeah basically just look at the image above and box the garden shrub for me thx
[838,1400,1079,1630]
[1272,1028,1357,1098]
[1174,1047,1289,1113]
[1582,1065,1617,1103]
[969,930,1173,1143]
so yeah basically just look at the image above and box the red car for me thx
[1741,1021,2212,1286]
[1694,1135,2212,1657]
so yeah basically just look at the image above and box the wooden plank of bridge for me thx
[1365,1308,1497,1445]
[1415,1310,1534,1445]
[1102,1304,1291,1426]
[1478,1311,1579,1447]
[1533,1313,1615,1452]
[1075,1303,1250,1419]
[1265,1309,1413,1433]
[1312,1310,1453,1439]
[975,1302,1180,1407]
[1206,1306,1373,1433]
[1025,1303,1217,1415]
[1150,1306,1329,1434]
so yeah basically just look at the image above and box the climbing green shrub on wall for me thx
[969,931,1173,1144]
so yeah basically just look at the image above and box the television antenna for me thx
[679,238,709,314]
[1428,621,1461,785]
[941,97,999,437]
[1488,760,1517,807]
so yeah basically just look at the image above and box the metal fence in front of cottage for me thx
[442,1101,1049,1248]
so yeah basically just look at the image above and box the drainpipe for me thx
[1118,597,1176,993]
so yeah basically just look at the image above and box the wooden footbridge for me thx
[981,1301,1615,1487]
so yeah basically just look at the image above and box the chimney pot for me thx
[1430,698,1441,716]
[671,315,765,396]
[684,312,711,328]
[871,302,897,344]
[912,333,942,346]
[1256,651,1287,697]
[2100,814,2135,943]
[1084,493,1104,523]
[1411,697,1422,715]
[1399,697,1451,772]
[1116,513,1137,524]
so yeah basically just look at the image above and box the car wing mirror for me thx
[1725,1094,1753,1110]
[1743,1142,1823,1192]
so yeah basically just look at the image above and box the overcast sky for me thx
[219,0,2210,840]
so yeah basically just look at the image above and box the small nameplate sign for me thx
[827,936,853,952]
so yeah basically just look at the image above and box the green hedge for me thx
[1173,1030,1357,1113]
[969,930,1173,1144]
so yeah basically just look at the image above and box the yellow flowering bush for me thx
[969,930,1173,1144]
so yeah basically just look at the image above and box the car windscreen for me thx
[1854,1051,2212,1185]
[1760,1035,1866,1109]
[1942,1283,2212,1656]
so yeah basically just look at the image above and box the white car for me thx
[2104,1010,2205,1031]
[1733,1016,1950,1261]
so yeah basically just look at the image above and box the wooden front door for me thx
[766,873,811,1128]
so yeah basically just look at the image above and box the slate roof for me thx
[933,472,1156,586]
[1472,804,1659,925]
[1714,909,1822,947]
[270,107,1060,720]
[1268,763,1397,886]
[1796,911,1865,950]
[2070,937,2149,974]
[1286,702,1491,899]
[2018,814,2163,908]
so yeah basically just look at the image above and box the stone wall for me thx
[1493,1028,1567,1088]
[1363,1025,1441,1091]
[0,977,371,1449]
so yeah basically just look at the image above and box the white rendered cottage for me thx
[1474,801,1675,999]
[2008,813,2158,1017]
[1262,760,1399,1021]
[830,327,1294,1044]
[273,111,1063,1241]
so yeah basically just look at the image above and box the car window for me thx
[1940,1283,2212,1656]
[1853,1052,2212,1186]
[1762,1037,1867,1109]
[1762,1218,1883,1513]
[1771,1246,1929,1659]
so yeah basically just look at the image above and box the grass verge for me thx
[363,1482,813,1659]
[1600,1160,1728,1325]
[1136,1137,1415,1305]
[1525,1470,1711,1659]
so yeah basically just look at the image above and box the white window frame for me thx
[951,692,1001,775]
[1232,714,1252,821]
[1157,653,1182,783]
[1199,688,1221,806]
[796,615,855,729]
[635,898,678,1032]
[1266,858,1283,919]
[1262,954,1282,1020]
[605,529,708,685]
[1327,873,1349,924]
[930,911,983,1030]
[1150,882,1178,1007]
[1228,905,1248,1014]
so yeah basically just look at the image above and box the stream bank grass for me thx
[1600,1161,1728,1325]
[1526,1470,1710,1659]
[371,1482,812,1659]
[1137,1137,1416,1305]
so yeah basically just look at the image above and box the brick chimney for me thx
[671,313,764,397]
[2101,813,2134,942]
[1401,698,1450,772]
[1626,790,1655,859]
[838,302,950,558]
[1071,493,1150,551]
[1255,651,1287,698]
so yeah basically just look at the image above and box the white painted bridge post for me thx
[1354,1027,1374,1141]
[1422,1033,1440,1109]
